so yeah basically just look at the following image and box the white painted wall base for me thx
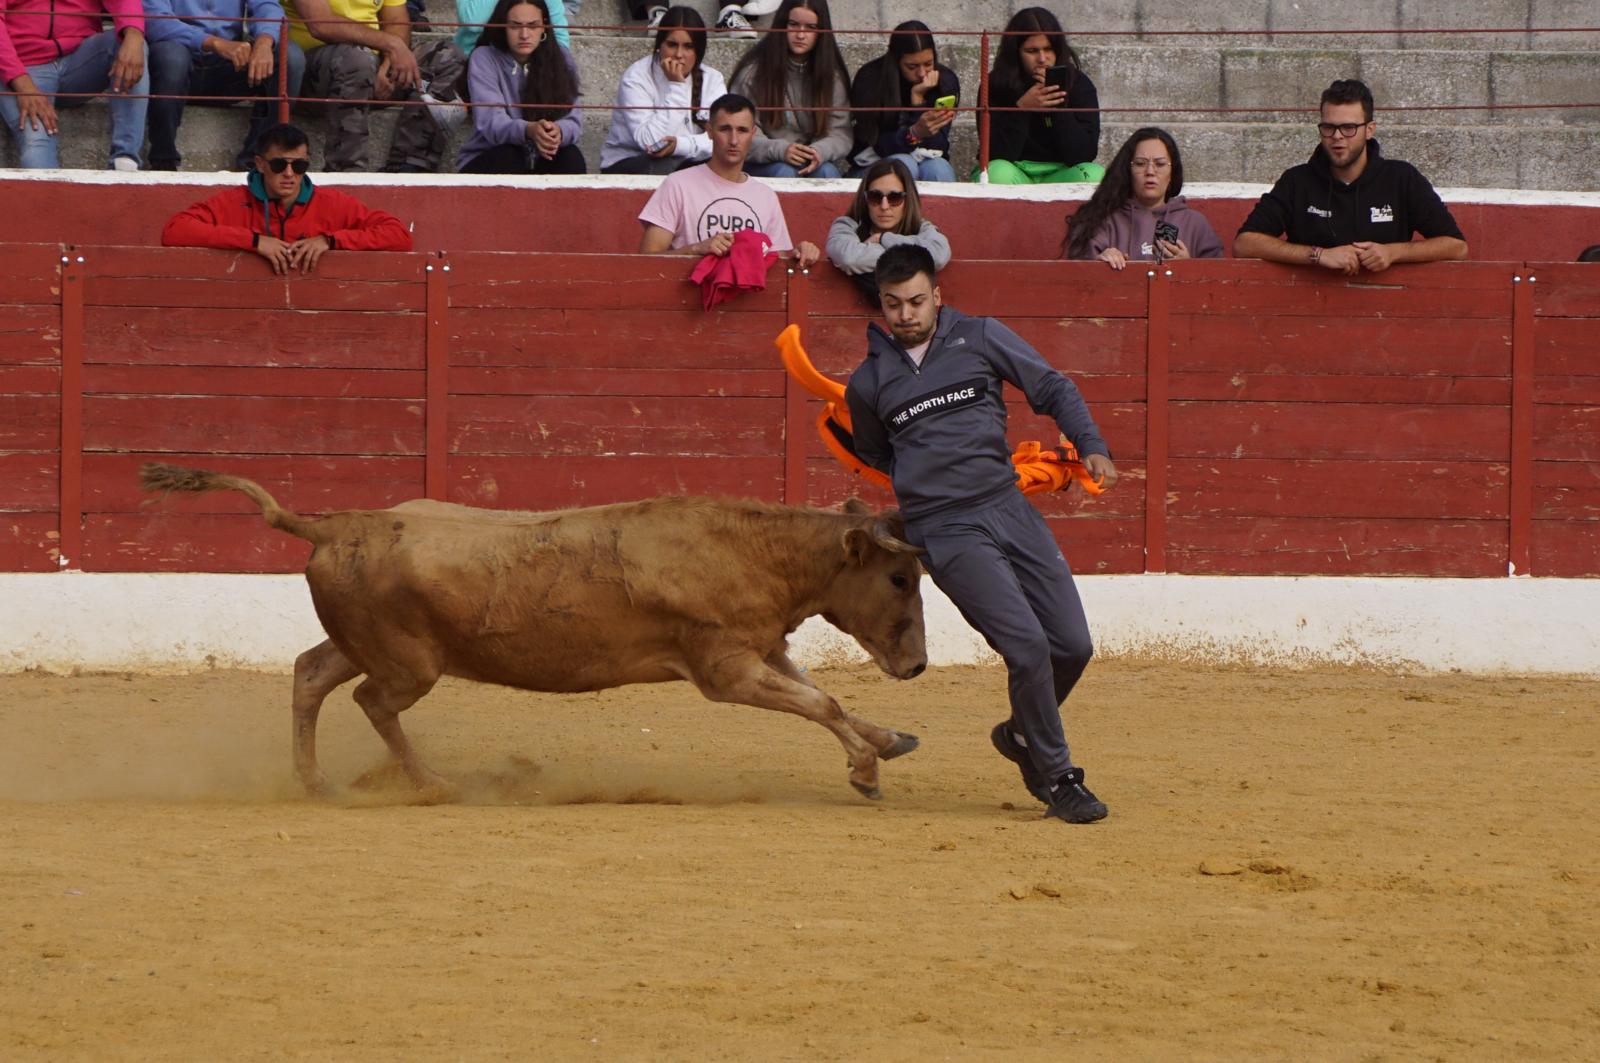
[5,573,1598,677]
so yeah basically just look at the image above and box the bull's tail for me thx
[139,462,332,544]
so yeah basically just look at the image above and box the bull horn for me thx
[840,498,872,516]
[871,520,924,556]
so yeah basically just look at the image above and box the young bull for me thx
[139,464,928,802]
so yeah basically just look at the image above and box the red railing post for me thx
[1144,266,1170,572]
[277,16,290,124]
[58,250,85,571]
[978,30,991,183]
[425,255,451,501]
[1508,269,1535,576]
[783,265,811,505]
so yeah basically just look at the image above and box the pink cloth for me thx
[689,229,777,311]
[0,0,145,85]
[639,163,793,253]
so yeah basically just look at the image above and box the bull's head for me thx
[821,502,928,680]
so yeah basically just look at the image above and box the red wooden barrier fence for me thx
[1,243,1596,578]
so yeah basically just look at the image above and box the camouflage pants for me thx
[302,37,465,172]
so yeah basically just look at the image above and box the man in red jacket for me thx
[162,122,412,274]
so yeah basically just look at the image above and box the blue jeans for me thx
[147,38,306,168]
[0,31,149,168]
[747,159,843,179]
[885,152,957,183]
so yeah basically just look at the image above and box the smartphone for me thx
[933,94,957,109]
[1154,221,1180,245]
[1044,64,1073,93]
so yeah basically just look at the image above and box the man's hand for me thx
[1097,247,1127,271]
[530,119,561,159]
[205,36,252,71]
[784,142,820,175]
[1083,452,1117,491]
[374,57,395,101]
[253,234,294,275]
[286,235,332,274]
[1352,240,1396,272]
[381,40,420,92]
[109,29,145,93]
[1317,245,1361,276]
[793,240,821,270]
[11,75,58,134]
[1156,237,1190,261]
[692,233,735,257]
[246,35,276,85]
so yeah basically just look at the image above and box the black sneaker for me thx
[1044,768,1108,824]
[990,721,1051,806]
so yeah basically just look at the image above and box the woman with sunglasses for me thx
[983,6,1102,184]
[1063,127,1223,269]
[728,0,853,179]
[847,20,959,182]
[826,158,950,302]
[600,7,728,175]
[456,0,586,174]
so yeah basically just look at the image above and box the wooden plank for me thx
[1169,458,1508,519]
[84,365,425,399]
[1170,371,1509,405]
[805,261,1149,319]
[0,366,60,393]
[426,258,450,501]
[81,513,312,573]
[1531,520,1600,578]
[87,454,423,512]
[84,275,425,313]
[0,245,64,304]
[1535,460,1600,521]
[1170,314,1511,377]
[1534,377,1600,405]
[1145,269,1169,572]
[1530,264,1600,318]
[1170,402,1509,462]
[1169,260,1512,319]
[1533,317,1600,377]
[784,265,809,505]
[1166,517,1506,576]
[447,253,787,312]
[85,306,424,369]
[0,452,57,510]
[1001,400,1146,461]
[79,246,422,284]
[0,304,62,364]
[1533,403,1600,462]
[450,366,784,398]
[1042,515,1147,575]
[449,455,785,509]
[60,256,84,570]
[1509,275,1534,575]
[0,511,59,571]
[449,395,783,456]
[82,395,425,455]
[449,307,786,369]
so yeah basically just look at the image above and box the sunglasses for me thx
[867,190,906,206]
[264,157,311,174]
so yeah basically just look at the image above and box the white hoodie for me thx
[600,53,729,171]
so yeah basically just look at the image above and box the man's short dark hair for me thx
[1578,244,1600,263]
[707,93,756,123]
[875,245,937,289]
[1320,79,1374,122]
[256,123,309,156]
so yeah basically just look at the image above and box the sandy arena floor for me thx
[1,660,1596,1061]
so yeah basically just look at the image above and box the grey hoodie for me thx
[845,306,1109,521]
[825,215,952,275]
[1074,195,1225,262]
[730,58,854,167]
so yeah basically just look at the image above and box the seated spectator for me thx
[456,0,583,174]
[1234,79,1467,274]
[983,6,1101,185]
[1576,245,1600,263]
[638,92,819,267]
[283,0,465,172]
[1064,127,1223,269]
[162,122,412,273]
[827,158,950,303]
[455,0,567,53]
[599,6,727,176]
[143,0,306,171]
[847,20,958,183]
[0,0,148,169]
[618,1,762,37]
[728,0,851,180]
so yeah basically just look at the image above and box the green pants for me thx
[980,159,1105,184]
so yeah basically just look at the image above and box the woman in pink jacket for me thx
[0,0,148,168]
[1064,127,1224,269]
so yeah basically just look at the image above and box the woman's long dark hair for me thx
[477,0,576,120]
[654,6,708,128]
[990,6,1079,103]
[729,0,850,140]
[1064,127,1184,259]
[846,158,925,240]
[852,20,937,153]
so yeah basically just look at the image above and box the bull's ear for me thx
[840,498,872,516]
[842,527,871,566]
[870,519,924,555]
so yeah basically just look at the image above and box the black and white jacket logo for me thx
[889,378,985,432]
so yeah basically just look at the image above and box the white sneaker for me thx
[715,5,757,38]
[419,80,468,133]
[111,156,140,172]
[740,0,781,14]
[645,5,667,29]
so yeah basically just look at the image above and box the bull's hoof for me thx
[882,732,920,760]
[851,780,884,801]
[301,776,338,801]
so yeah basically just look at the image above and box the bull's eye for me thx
[890,573,909,590]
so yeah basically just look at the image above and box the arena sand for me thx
[1,661,1596,1061]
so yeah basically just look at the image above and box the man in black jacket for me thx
[844,245,1118,824]
[1235,79,1468,275]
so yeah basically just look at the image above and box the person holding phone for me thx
[600,6,728,175]
[1063,127,1223,269]
[846,20,960,182]
[982,6,1102,185]
[728,0,853,179]
[455,0,585,174]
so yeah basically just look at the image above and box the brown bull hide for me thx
[139,463,927,802]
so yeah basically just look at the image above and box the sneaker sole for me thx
[989,723,1051,806]
[1045,801,1109,824]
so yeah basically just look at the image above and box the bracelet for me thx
[1308,246,1322,264]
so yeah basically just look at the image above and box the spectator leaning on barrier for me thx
[983,6,1101,185]
[283,0,465,172]
[599,5,726,176]
[1064,127,1223,270]
[454,0,566,53]
[1234,79,1467,275]
[143,0,307,171]
[844,244,1117,825]
[162,122,412,272]
[456,0,584,174]
[728,0,851,180]
[847,19,957,183]
[638,91,819,266]
[827,157,950,304]
[0,0,148,169]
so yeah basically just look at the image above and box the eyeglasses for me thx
[1131,158,1170,171]
[265,157,310,174]
[866,190,906,206]
[1316,122,1367,139]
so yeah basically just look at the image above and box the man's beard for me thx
[892,319,936,347]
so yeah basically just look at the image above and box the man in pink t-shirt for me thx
[639,92,820,267]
